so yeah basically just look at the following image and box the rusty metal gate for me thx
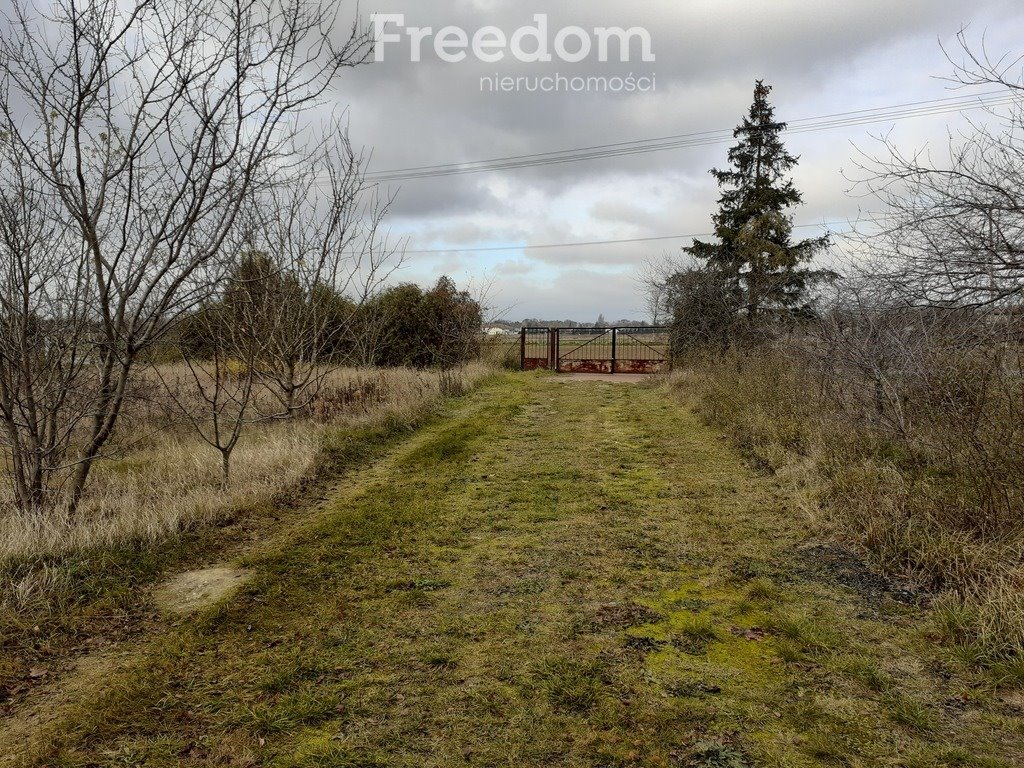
[519,327,669,374]
[519,327,554,370]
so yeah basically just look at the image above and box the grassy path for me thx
[6,374,1022,766]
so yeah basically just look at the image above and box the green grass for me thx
[883,692,938,733]
[3,373,1021,767]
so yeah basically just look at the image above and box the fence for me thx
[519,327,669,374]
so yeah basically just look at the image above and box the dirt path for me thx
[4,374,1022,766]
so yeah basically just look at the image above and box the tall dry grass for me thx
[668,336,1024,669]
[479,334,522,370]
[0,364,493,603]
[0,423,317,565]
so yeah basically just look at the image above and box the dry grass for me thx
[8,375,1021,766]
[0,364,493,570]
[934,578,1024,668]
[0,363,494,704]
[0,423,316,567]
[667,347,1024,668]
[478,334,522,370]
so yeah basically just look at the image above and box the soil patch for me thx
[797,543,921,610]
[152,566,252,614]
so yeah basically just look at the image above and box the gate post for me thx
[519,327,526,371]
[549,328,558,371]
[611,328,617,374]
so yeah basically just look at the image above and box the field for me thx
[2,373,1022,767]
[0,366,495,563]
[0,364,494,708]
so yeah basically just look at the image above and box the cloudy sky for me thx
[327,0,1024,322]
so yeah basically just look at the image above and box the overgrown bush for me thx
[669,316,1024,665]
[354,277,483,369]
[173,273,483,372]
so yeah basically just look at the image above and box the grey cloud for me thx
[383,175,500,218]
[488,268,650,322]
[322,0,1024,318]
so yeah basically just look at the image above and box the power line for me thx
[357,90,1014,183]
[381,91,1010,175]
[401,221,846,255]
[370,92,1013,181]
[372,96,1013,181]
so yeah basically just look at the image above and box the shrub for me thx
[668,318,1024,664]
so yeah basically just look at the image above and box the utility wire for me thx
[372,90,1007,175]
[401,220,853,255]
[357,90,1014,183]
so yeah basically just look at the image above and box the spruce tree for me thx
[686,81,830,324]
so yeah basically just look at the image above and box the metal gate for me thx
[519,327,555,370]
[609,327,671,373]
[519,327,669,374]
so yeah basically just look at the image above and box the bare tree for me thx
[0,144,92,510]
[348,301,395,369]
[0,0,372,513]
[850,30,1024,308]
[245,135,401,418]
[662,257,744,357]
[159,290,264,490]
[637,252,682,325]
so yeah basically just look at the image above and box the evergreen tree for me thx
[686,81,831,324]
